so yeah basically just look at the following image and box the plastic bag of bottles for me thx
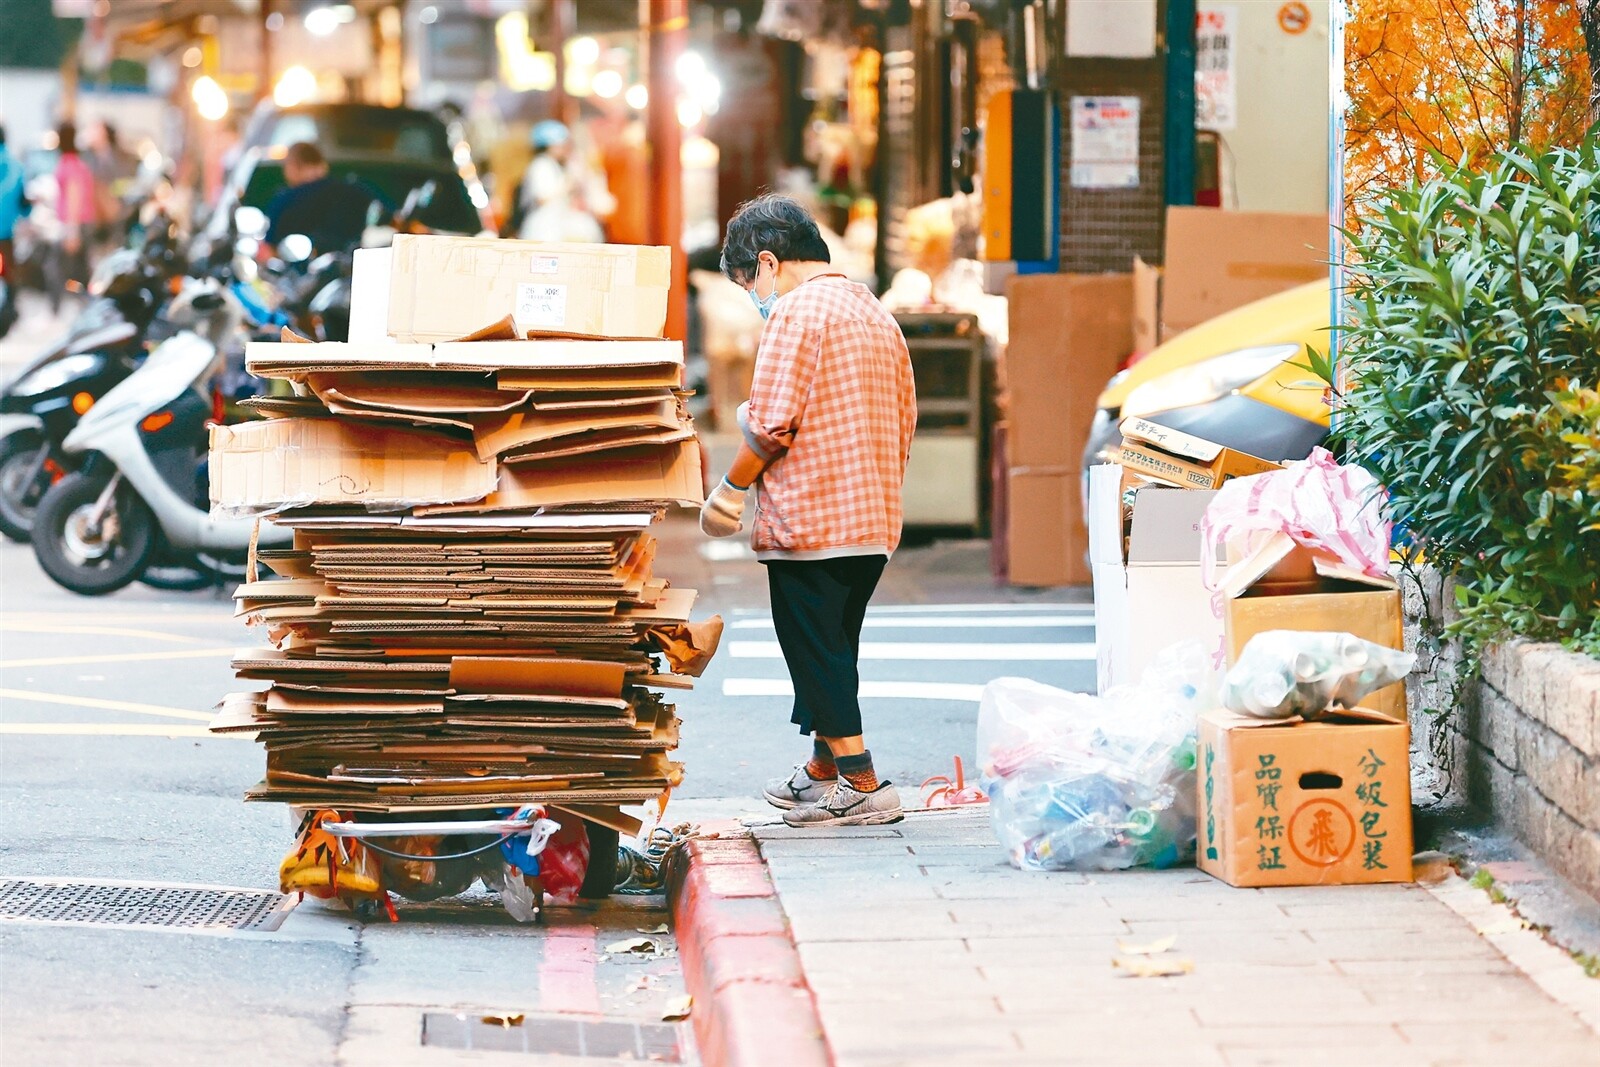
[1221,630,1415,719]
[979,643,1211,873]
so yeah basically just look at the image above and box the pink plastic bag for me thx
[1200,447,1391,595]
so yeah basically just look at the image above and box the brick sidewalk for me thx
[747,810,1600,1067]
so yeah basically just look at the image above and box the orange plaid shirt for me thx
[738,274,918,560]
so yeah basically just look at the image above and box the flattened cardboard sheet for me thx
[209,419,497,516]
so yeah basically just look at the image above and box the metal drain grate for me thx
[422,1012,685,1061]
[0,878,293,932]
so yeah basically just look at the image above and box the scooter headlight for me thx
[11,353,106,397]
[1120,344,1301,421]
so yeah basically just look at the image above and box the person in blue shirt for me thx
[260,142,381,261]
[0,125,31,283]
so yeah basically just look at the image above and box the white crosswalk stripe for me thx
[729,640,1095,661]
[729,615,1094,630]
[718,601,1098,704]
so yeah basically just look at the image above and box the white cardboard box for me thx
[1088,464,1225,691]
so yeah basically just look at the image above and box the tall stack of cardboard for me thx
[208,236,712,836]
[1001,273,1133,586]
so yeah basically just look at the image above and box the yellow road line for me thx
[0,688,213,722]
[0,647,239,670]
[0,723,228,738]
[0,623,215,645]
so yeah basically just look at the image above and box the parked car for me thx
[236,102,458,167]
[199,146,491,256]
[1082,279,1332,472]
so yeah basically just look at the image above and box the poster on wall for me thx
[1070,96,1141,189]
[1196,5,1238,131]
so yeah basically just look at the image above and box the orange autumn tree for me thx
[1345,0,1593,204]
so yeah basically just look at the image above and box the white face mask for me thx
[748,258,779,320]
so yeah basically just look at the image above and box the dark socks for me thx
[835,750,880,792]
[804,737,837,780]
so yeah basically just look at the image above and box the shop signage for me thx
[1069,96,1141,190]
[1196,5,1238,131]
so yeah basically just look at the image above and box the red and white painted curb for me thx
[666,824,831,1067]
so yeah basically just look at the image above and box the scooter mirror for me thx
[279,234,314,264]
[235,206,267,239]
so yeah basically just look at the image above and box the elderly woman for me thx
[701,194,918,828]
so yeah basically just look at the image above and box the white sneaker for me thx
[781,780,904,827]
[763,764,836,810]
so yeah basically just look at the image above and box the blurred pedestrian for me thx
[0,125,27,332]
[52,122,96,307]
[515,120,602,242]
[702,194,918,828]
[83,119,139,248]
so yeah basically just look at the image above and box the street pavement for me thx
[0,481,1082,1067]
[1,340,1595,1066]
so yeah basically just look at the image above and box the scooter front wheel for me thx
[32,472,156,596]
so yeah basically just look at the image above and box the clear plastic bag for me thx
[1221,630,1416,719]
[979,643,1211,873]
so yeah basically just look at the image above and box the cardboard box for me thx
[1197,708,1413,887]
[1118,416,1283,489]
[1161,207,1328,339]
[1219,533,1407,721]
[385,234,672,342]
[1132,257,1161,352]
[1004,274,1133,469]
[1007,467,1084,587]
[1088,463,1223,691]
[209,418,498,516]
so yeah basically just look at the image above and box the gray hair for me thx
[719,194,830,286]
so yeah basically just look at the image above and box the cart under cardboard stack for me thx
[208,236,715,915]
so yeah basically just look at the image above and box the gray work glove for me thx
[699,477,748,538]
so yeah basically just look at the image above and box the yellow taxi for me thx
[1083,279,1333,470]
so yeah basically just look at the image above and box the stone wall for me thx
[1401,568,1600,899]
[1468,643,1600,899]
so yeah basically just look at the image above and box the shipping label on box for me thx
[1197,709,1413,888]
[1119,416,1283,489]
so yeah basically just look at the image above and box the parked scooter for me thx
[30,278,291,596]
[0,220,182,541]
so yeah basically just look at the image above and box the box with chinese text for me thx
[1196,708,1412,888]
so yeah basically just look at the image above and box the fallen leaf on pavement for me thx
[481,1013,524,1027]
[1113,956,1194,978]
[627,974,660,993]
[636,923,670,935]
[606,937,660,955]
[662,995,693,1021]
[1115,935,1177,956]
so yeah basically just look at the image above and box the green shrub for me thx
[1337,141,1600,654]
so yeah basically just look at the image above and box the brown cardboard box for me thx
[1006,467,1085,586]
[1197,708,1413,887]
[1161,207,1328,338]
[209,418,497,516]
[1219,533,1407,722]
[1118,416,1283,489]
[1004,274,1133,469]
[1133,257,1162,352]
[385,235,672,342]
